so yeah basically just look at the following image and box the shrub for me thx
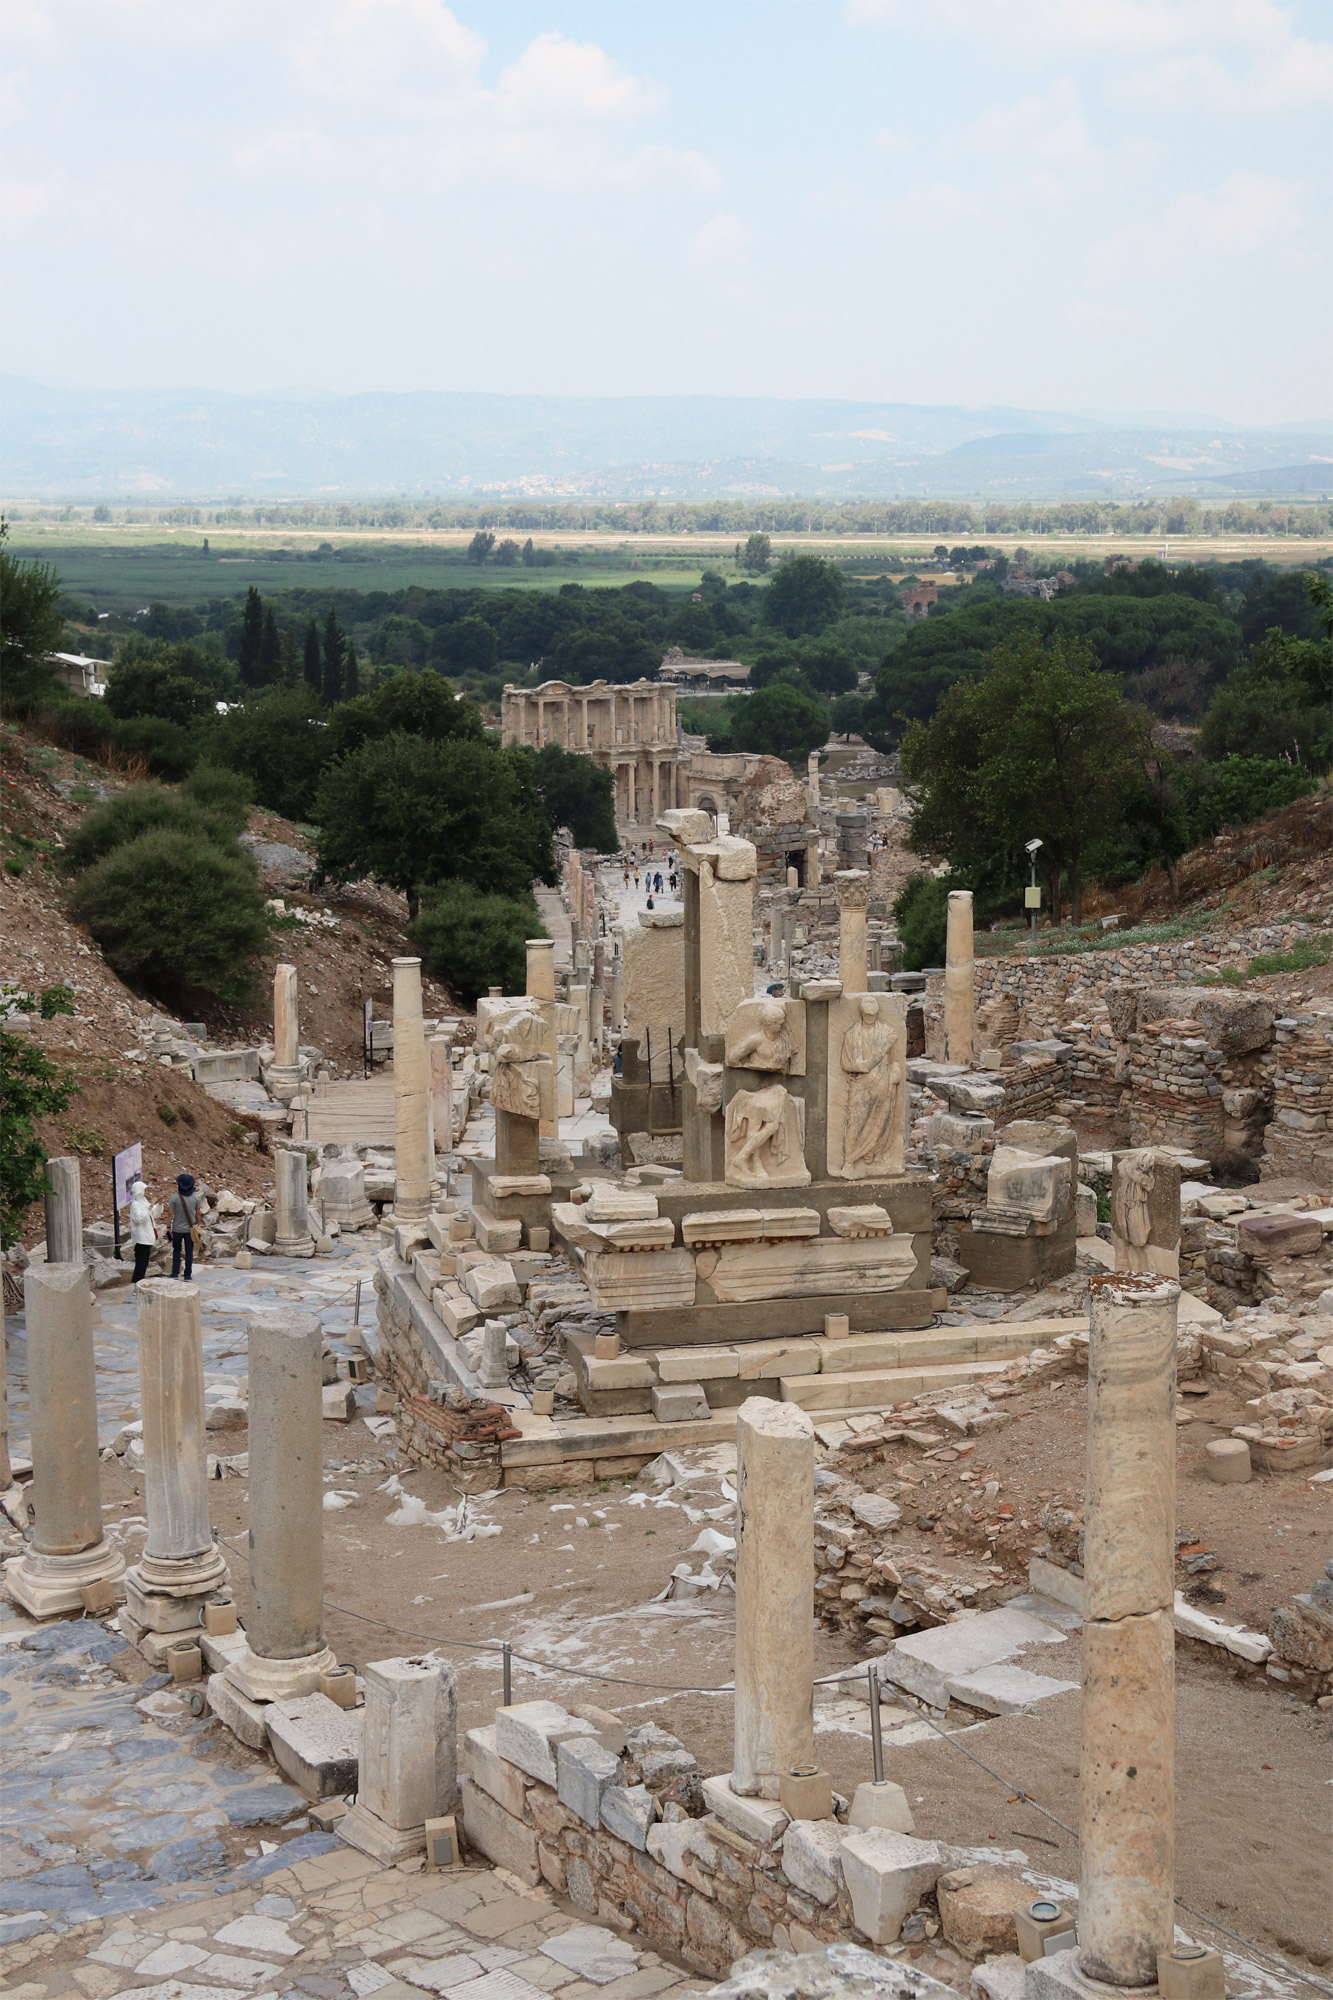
[893,874,951,971]
[184,762,253,833]
[411,884,545,1007]
[1,1031,75,1248]
[63,784,238,874]
[69,828,269,1009]
[156,1101,178,1125]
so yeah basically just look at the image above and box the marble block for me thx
[827,993,908,1181]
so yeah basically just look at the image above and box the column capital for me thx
[834,868,870,910]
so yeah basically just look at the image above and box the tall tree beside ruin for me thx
[259,604,281,685]
[237,585,265,686]
[322,606,345,706]
[303,617,322,693]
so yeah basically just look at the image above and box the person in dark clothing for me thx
[170,1172,201,1279]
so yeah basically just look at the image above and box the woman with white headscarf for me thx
[128,1180,156,1284]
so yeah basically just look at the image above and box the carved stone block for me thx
[827,992,908,1181]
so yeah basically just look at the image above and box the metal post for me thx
[868,1663,884,1783]
[353,1280,362,1327]
[502,1641,512,1706]
[112,1163,122,1262]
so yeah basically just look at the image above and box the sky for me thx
[3,0,1330,426]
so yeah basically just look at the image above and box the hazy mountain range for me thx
[3,379,1329,502]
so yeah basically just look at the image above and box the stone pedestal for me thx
[496,1106,541,1178]
[273,1143,314,1257]
[123,1279,227,1654]
[526,939,559,1138]
[223,1309,336,1702]
[836,871,869,996]
[267,963,303,1103]
[340,1656,458,1862]
[318,1158,374,1233]
[1079,1277,1177,1987]
[392,957,432,1222]
[733,1397,815,1795]
[478,1320,509,1389]
[44,1155,83,1265]
[806,751,820,813]
[944,890,974,1066]
[5,1263,126,1618]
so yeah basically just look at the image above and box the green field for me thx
[7,530,736,612]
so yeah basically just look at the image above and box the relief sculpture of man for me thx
[728,999,794,1073]
[490,1008,546,1121]
[840,995,902,1175]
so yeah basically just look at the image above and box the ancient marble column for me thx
[733,1397,815,1796]
[273,1142,314,1258]
[44,1155,83,1265]
[392,956,432,1222]
[268,963,302,1102]
[806,750,821,813]
[526,939,559,1137]
[1080,1277,1178,1986]
[123,1279,227,1650]
[944,890,974,1066]
[6,1263,126,1616]
[429,1034,454,1154]
[224,1308,336,1701]
[835,870,870,996]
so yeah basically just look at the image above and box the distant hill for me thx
[1,378,1329,502]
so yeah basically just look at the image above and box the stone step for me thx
[779,1357,1010,1412]
[813,1322,1058,1374]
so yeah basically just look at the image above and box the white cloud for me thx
[846,0,1333,105]
[875,127,914,154]
[0,178,51,231]
[233,127,334,175]
[495,31,665,123]
[689,211,751,268]
[964,78,1099,168]
[1091,172,1302,279]
[295,0,486,99]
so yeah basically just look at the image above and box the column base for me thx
[265,1064,305,1106]
[1024,1950,1158,2000]
[124,1545,229,1633]
[5,1540,127,1619]
[338,1800,427,1864]
[223,1641,339,1703]
[390,1197,431,1224]
[273,1232,315,1258]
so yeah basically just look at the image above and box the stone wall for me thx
[460,1707,932,1978]
[1261,1009,1333,1184]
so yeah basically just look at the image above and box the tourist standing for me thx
[129,1179,156,1284]
[169,1172,201,1280]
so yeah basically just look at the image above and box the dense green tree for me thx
[1199,631,1328,767]
[343,636,359,699]
[209,684,328,820]
[104,653,215,729]
[183,762,253,834]
[431,616,498,677]
[467,530,496,564]
[303,617,322,693]
[723,678,831,763]
[314,735,556,919]
[411,885,544,1007]
[0,519,65,713]
[830,692,865,739]
[798,640,858,696]
[237,585,264,686]
[739,533,772,573]
[762,554,846,638]
[900,632,1147,924]
[892,876,951,972]
[374,613,430,666]
[1,1029,75,1248]
[260,604,281,684]
[494,539,521,566]
[553,622,661,685]
[70,828,269,1009]
[322,606,346,705]
[528,743,619,851]
[281,625,300,686]
[324,668,483,762]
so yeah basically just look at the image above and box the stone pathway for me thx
[8,1823,710,2000]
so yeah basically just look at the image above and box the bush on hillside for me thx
[207,684,328,820]
[411,885,545,1007]
[183,762,254,832]
[69,828,269,1008]
[63,783,239,874]
[893,874,951,971]
[1,1030,76,1249]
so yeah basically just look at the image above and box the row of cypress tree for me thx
[236,586,358,703]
